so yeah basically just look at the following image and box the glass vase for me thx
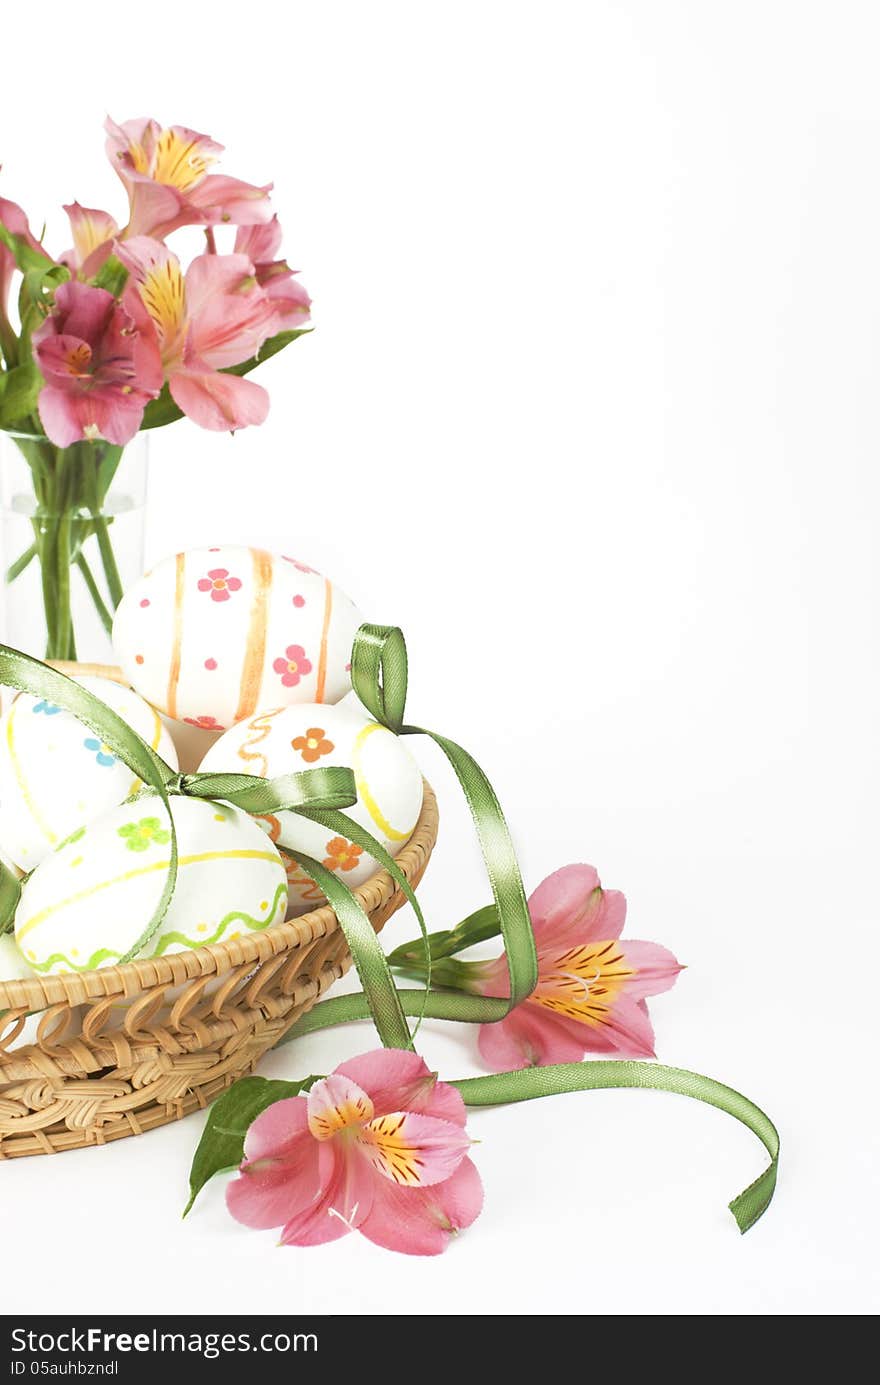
[0,431,147,662]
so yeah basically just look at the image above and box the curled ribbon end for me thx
[728,1159,779,1235]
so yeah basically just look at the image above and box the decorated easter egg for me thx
[112,546,363,731]
[0,675,179,872]
[199,701,423,914]
[15,796,288,976]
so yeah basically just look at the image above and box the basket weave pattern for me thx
[0,666,438,1158]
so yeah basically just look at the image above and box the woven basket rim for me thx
[0,661,438,1014]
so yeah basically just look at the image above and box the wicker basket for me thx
[0,663,438,1159]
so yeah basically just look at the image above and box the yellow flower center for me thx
[138,256,188,366]
[532,941,635,1027]
[150,129,216,192]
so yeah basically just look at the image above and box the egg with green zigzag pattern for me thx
[14,796,288,976]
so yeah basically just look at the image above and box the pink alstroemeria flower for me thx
[106,117,272,241]
[474,864,683,1070]
[234,218,311,331]
[32,280,162,446]
[227,1050,483,1255]
[61,202,120,279]
[117,236,275,431]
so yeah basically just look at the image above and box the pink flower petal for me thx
[36,385,146,447]
[227,1099,317,1231]
[335,1049,467,1125]
[63,202,119,273]
[528,864,626,950]
[168,369,269,431]
[40,280,115,345]
[591,992,657,1057]
[307,1073,374,1139]
[197,578,212,592]
[235,216,283,263]
[186,173,274,225]
[272,658,288,674]
[125,179,183,238]
[35,388,86,447]
[359,1155,484,1256]
[211,588,230,602]
[278,1144,373,1247]
[265,272,312,329]
[227,1130,320,1231]
[81,388,150,446]
[207,567,228,579]
[35,333,94,383]
[547,1010,621,1054]
[619,941,683,1000]
[243,1094,309,1161]
[357,1111,470,1188]
[477,1005,592,1071]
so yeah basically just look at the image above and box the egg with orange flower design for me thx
[112,546,363,731]
[199,700,424,914]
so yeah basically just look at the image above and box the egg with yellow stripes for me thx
[0,675,179,872]
[199,701,423,914]
[112,546,363,732]
[14,796,288,976]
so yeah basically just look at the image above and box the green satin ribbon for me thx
[0,644,427,1042]
[351,623,539,1015]
[0,635,780,1232]
[276,623,779,1233]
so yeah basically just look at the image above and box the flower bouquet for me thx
[0,117,310,660]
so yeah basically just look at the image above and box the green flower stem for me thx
[5,434,127,659]
[82,443,125,609]
[389,956,487,990]
[91,513,124,609]
[5,542,36,583]
[74,553,113,636]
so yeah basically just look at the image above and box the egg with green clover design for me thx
[198,700,423,915]
[14,796,288,976]
[0,675,179,872]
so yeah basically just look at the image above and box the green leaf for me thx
[92,255,129,297]
[0,223,54,275]
[0,361,42,429]
[184,1072,320,1216]
[17,262,70,355]
[141,327,312,431]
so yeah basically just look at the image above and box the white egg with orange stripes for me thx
[14,796,288,977]
[199,700,424,915]
[0,675,178,873]
[112,546,363,732]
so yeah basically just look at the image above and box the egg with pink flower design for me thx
[112,546,363,731]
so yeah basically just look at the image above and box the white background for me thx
[1,0,878,1317]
